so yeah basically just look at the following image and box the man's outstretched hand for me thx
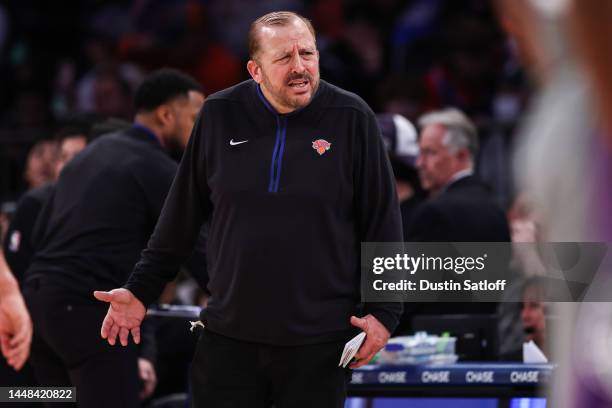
[349,314,390,368]
[94,288,145,347]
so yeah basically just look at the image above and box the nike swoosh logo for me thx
[230,139,248,146]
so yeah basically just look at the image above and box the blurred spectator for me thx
[507,192,539,243]
[54,133,87,177]
[76,65,135,120]
[521,278,547,352]
[402,108,510,323]
[499,277,548,361]
[497,191,548,360]
[376,112,424,239]
[23,140,58,190]
[2,114,123,283]
[408,107,510,241]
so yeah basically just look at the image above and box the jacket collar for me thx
[127,124,166,153]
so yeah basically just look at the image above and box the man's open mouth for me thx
[288,79,309,89]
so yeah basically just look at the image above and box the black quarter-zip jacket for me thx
[126,79,403,345]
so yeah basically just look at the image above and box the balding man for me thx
[95,11,402,408]
[409,108,511,242]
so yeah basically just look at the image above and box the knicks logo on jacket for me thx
[312,139,331,155]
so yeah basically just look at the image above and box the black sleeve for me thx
[181,223,209,292]
[31,186,56,252]
[125,109,213,307]
[354,109,404,333]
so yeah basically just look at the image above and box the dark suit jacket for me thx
[395,176,511,335]
[407,175,511,242]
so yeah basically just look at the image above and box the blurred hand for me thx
[94,288,145,346]
[0,292,32,370]
[511,219,538,242]
[138,358,157,400]
[348,314,390,369]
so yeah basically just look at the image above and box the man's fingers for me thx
[107,324,120,346]
[12,357,26,371]
[93,291,113,303]
[350,315,368,332]
[10,354,27,371]
[100,314,114,339]
[0,334,10,355]
[9,322,31,349]
[349,351,376,369]
[5,345,28,369]
[119,327,129,347]
[130,327,141,345]
[354,339,376,360]
[4,339,28,371]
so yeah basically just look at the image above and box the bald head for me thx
[248,11,316,61]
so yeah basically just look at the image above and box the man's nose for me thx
[290,50,305,72]
[415,155,424,169]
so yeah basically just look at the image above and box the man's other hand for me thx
[348,314,390,368]
[0,293,32,370]
[94,288,145,346]
[138,357,157,400]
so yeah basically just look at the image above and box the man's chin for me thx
[292,90,315,106]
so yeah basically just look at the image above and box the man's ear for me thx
[155,104,174,128]
[457,148,471,163]
[247,60,262,83]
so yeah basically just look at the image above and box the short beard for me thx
[261,69,319,111]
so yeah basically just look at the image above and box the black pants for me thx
[23,282,140,408]
[190,329,351,408]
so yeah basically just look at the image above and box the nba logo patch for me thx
[312,139,331,156]
[8,230,21,252]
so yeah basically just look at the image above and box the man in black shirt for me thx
[23,69,204,408]
[96,12,402,408]
[4,116,98,283]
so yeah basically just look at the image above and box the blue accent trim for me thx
[256,84,290,193]
[268,116,282,192]
[133,123,162,146]
[256,84,277,114]
[273,117,288,192]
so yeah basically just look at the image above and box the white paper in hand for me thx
[339,332,366,368]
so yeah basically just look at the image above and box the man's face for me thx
[25,141,59,187]
[248,18,320,113]
[56,135,87,176]
[168,90,205,149]
[521,284,546,343]
[416,124,462,194]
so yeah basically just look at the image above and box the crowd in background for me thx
[0,0,529,208]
